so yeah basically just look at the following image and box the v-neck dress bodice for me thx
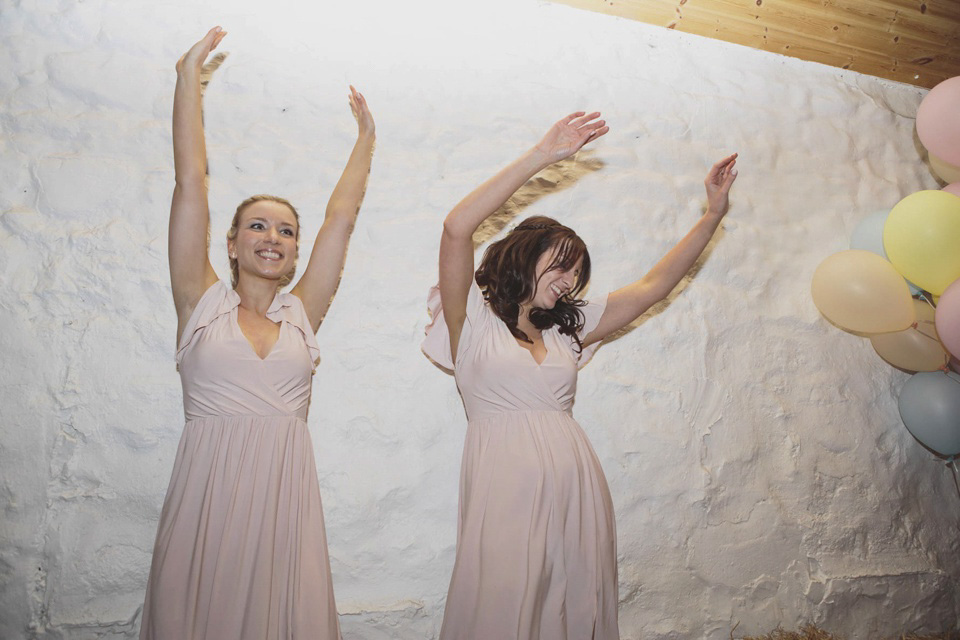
[177,282,318,421]
[141,281,340,640]
[423,281,619,640]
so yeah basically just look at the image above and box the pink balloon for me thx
[937,278,960,358]
[944,183,960,198]
[917,77,960,167]
[951,356,960,373]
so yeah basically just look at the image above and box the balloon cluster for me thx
[811,76,960,459]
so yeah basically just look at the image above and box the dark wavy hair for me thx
[475,215,591,349]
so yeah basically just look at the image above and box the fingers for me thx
[348,85,369,116]
[706,153,738,183]
[562,111,587,124]
[570,111,602,128]
[211,28,227,51]
[586,125,610,142]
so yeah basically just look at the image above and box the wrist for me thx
[524,147,552,172]
[703,208,726,223]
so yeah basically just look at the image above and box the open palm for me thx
[534,112,609,164]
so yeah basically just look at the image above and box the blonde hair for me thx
[227,194,301,288]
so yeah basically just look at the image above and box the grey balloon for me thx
[898,371,960,456]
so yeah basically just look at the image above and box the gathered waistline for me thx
[467,408,574,422]
[185,414,307,424]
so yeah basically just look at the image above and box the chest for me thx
[514,334,548,366]
[236,306,282,360]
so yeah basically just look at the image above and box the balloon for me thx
[898,371,960,456]
[936,277,960,358]
[811,250,915,333]
[849,210,922,295]
[871,299,949,371]
[917,76,960,166]
[951,356,960,373]
[944,183,960,198]
[929,153,960,184]
[883,190,960,295]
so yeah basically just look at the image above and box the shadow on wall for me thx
[472,152,606,247]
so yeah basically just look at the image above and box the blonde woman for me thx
[140,27,374,639]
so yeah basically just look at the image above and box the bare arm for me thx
[582,153,739,346]
[292,87,375,332]
[440,112,609,360]
[169,27,226,340]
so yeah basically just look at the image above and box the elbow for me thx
[174,171,207,190]
[442,216,472,242]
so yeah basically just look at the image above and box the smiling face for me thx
[527,242,586,310]
[228,200,299,287]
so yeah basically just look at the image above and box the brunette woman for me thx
[140,27,374,639]
[422,112,737,639]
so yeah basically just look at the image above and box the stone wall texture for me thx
[1,0,958,638]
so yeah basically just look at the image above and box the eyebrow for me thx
[246,217,295,227]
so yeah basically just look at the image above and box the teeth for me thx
[551,284,563,296]
[257,250,281,259]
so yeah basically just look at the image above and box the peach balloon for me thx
[811,250,915,334]
[917,76,960,166]
[871,299,949,372]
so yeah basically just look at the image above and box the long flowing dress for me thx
[422,280,619,640]
[141,281,340,640]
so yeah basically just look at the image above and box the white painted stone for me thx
[1,0,958,638]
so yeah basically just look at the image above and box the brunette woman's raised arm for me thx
[581,153,739,347]
[169,27,225,340]
[439,112,609,360]
[291,87,375,332]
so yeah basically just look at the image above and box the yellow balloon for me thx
[811,250,915,333]
[870,299,949,371]
[883,190,960,295]
[929,153,960,184]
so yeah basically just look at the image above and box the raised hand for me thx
[176,26,227,76]
[348,86,375,139]
[704,153,738,217]
[533,112,609,165]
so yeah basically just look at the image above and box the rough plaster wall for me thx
[1,0,957,638]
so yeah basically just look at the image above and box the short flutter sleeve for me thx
[176,281,235,366]
[270,292,321,370]
[572,293,609,369]
[422,280,487,372]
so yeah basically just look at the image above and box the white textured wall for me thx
[1,0,958,638]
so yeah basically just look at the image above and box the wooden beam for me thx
[547,0,960,88]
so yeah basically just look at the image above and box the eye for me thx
[281,228,295,236]
[249,222,264,230]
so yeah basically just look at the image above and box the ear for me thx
[227,238,237,259]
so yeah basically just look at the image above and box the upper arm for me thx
[438,221,475,361]
[581,279,660,347]
[169,180,218,339]
[290,216,354,333]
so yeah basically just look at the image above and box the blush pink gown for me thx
[423,281,619,640]
[140,281,340,640]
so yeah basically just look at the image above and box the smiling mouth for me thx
[550,284,564,297]
[256,249,283,261]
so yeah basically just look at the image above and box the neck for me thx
[234,277,281,316]
[516,305,540,338]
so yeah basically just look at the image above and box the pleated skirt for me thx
[140,415,340,640]
[440,410,619,640]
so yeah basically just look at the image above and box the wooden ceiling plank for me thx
[546,0,960,87]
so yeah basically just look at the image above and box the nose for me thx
[266,227,280,243]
